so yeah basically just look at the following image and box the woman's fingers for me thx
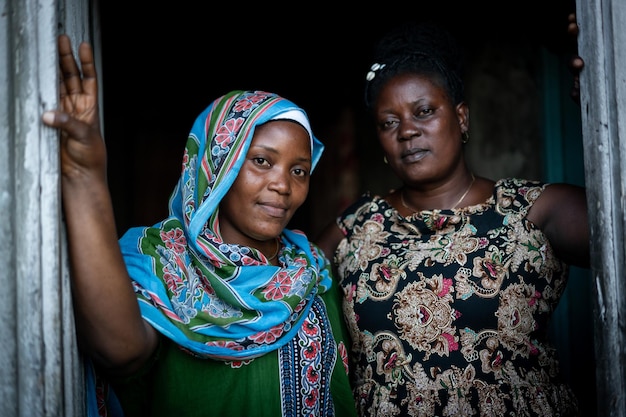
[57,35,83,96]
[42,110,90,140]
[566,13,583,104]
[567,13,579,37]
[77,41,98,98]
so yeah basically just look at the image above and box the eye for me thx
[292,167,310,178]
[417,107,434,117]
[252,157,271,167]
[379,119,398,131]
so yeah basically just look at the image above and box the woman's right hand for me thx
[42,35,159,374]
[42,34,107,185]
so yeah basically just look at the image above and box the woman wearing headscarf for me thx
[42,35,356,417]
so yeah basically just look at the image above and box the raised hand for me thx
[42,36,158,370]
[42,35,106,184]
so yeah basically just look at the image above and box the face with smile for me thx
[218,120,311,249]
[374,72,469,187]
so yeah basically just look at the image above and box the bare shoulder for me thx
[527,182,587,227]
[528,182,589,267]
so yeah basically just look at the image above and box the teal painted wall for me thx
[540,47,596,416]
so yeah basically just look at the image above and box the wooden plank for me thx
[576,0,626,415]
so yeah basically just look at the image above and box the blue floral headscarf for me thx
[118,90,330,360]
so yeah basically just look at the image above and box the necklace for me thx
[400,173,476,212]
[266,237,281,261]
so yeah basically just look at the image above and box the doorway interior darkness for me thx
[95,2,595,416]
[98,1,578,233]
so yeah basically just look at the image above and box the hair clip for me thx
[366,63,386,81]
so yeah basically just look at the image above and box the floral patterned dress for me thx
[334,178,580,417]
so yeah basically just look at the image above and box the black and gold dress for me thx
[334,178,580,417]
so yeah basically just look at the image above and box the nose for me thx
[398,118,421,141]
[267,168,291,194]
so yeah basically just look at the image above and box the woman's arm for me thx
[42,35,158,374]
[528,183,590,269]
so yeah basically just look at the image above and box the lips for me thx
[401,147,428,163]
[258,202,289,218]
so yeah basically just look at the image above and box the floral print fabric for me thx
[119,91,329,361]
[109,90,357,416]
[335,178,580,417]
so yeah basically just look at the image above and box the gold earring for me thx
[462,131,469,144]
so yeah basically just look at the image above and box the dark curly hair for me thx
[364,22,466,111]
